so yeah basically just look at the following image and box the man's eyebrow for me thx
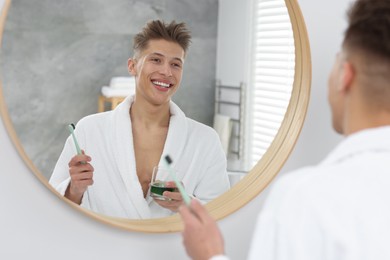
[151,52,183,64]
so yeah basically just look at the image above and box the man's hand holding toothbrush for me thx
[65,150,94,205]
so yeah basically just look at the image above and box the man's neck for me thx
[130,96,170,128]
[343,102,390,136]
[345,117,390,136]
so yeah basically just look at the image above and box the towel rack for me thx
[214,80,246,159]
[98,95,126,112]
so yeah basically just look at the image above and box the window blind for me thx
[247,0,295,167]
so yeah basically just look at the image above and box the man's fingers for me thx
[68,154,91,167]
[152,199,180,212]
[75,179,94,187]
[71,171,93,181]
[179,203,198,225]
[163,191,182,201]
[70,163,94,172]
[69,164,94,176]
[179,199,209,225]
[189,199,212,224]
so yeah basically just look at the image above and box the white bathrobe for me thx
[49,95,230,219]
[211,126,390,260]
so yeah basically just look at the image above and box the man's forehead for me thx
[145,52,184,63]
[140,40,185,59]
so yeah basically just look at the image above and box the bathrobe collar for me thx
[321,126,390,166]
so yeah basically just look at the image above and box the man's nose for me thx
[159,62,173,77]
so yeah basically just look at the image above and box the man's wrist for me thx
[64,184,83,204]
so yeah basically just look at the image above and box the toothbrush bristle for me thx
[165,155,173,164]
[70,123,75,129]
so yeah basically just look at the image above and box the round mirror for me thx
[0,0,310,232]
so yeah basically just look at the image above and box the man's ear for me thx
[340,61,355,92]
[128,58,137,76]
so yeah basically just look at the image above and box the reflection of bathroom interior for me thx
[1,0,294,184]
[96,1,295,188]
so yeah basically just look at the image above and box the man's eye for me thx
[172,63,182,68]
[151,58,161,63]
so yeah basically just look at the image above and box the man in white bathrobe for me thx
[179,0,390,259]
[49,20,230,219]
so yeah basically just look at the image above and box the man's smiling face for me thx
[128,39,185,106]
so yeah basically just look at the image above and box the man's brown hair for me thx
[133,20,192,57]
[343,0,390,108]
[343,0,390,59]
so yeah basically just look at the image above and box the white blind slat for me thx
[252,113,285,123]
[254,91,292,100]
[254,68,295,77]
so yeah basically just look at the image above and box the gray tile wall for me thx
[1,0,218,179]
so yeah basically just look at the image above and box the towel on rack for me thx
[213,114,233,155]
[101,77,136,97]
[109,77,136,89]
[101,86,135,98]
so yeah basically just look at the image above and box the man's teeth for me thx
[153,81,171,88]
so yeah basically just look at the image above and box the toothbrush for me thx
[68,123,82,155]
[164,155,191,206]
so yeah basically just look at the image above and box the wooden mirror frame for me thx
[0,0,311,233]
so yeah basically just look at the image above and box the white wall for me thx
[0,0,352,259]
[216,0,251,86]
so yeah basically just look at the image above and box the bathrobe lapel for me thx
[111,96,151,219]
[160,101,188,170]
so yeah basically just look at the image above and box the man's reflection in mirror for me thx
[49,20,230,219]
